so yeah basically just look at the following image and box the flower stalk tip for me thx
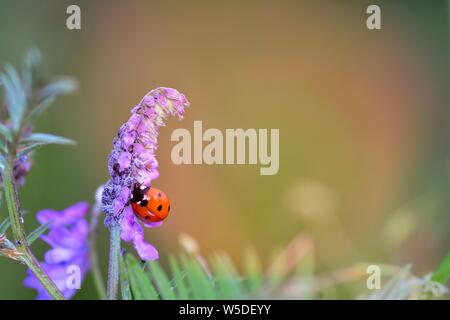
[102,87,189,300]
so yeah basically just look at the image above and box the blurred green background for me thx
[0,0,448,299]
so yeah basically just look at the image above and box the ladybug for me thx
[130,185,171,223]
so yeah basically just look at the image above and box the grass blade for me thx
[244,248,263,293]
[211,253,242,299]
[432,252,450,284]
[180,254,216,300]
[169,255,189,299]
[126,254,159,300]
[146,260,176,300]
[119,254,132,300]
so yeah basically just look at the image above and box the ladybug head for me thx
[130,184,149,203]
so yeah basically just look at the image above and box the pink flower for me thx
[102,87,189,260]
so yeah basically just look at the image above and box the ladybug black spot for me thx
[140,200,148,207]
[157,205,163,211]
[158,193,162,197]
[168,205,171,211]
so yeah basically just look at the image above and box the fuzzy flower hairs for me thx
[102,87,189,261]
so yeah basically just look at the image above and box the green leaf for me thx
[17,143,45,158]
[38,77,77,99]
[146,260,176,300]
[21,133,76,146]
[0,66,27,131]
[126,254,159,300]
[168,255,189,299]
[244,248,263,292]
[27,223,49,245]
[432,252,450,284]
[180,254,216,300]
[23,47,41,90]
[0,217,11,234]
[119,254,132,300]
[0,140,7,154]
[26,96,55,121]
[211,254,242,299]
[0,155,6,171]
[0,123,12,142]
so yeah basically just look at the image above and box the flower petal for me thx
[44,248,78,264]
[133,232,159,261]
[143,221,163,228]
[120,206,136,242]
[36,209,60,225]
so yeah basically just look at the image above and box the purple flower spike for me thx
[101,87,189,261]
[23,202,90,300]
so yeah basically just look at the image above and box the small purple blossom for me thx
[101,87,189,261]
[12,154,32,186]
[23,202,90,300]
[0,124,34,187]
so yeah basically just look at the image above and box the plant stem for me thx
[119,252,132,300]
[106,222,121,300]
[88,205,106,300]
[2,165,64,300]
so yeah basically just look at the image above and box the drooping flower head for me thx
[102,87,189,260]
[23,202,90,300]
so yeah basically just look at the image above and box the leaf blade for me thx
[146,260,176,300]
[26,96,55,121]
[27,223,49,245]
[0,218,11,234]
[119,254,132,300]
[180,254,216,300]
[126,254,159,300]
[432,252,450,284]
[0,123,12,142]
[0,67,26,131]
[211,253,242,299]
[38,77,78,99]
[21,133,76,146]
[168,255,189,299]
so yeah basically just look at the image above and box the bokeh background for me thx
[0,0,448,299]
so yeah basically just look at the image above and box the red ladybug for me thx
[131,186,171,223]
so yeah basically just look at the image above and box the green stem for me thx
[2,165,64,300]
[106,222,121,300]
[88,205,106,300]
